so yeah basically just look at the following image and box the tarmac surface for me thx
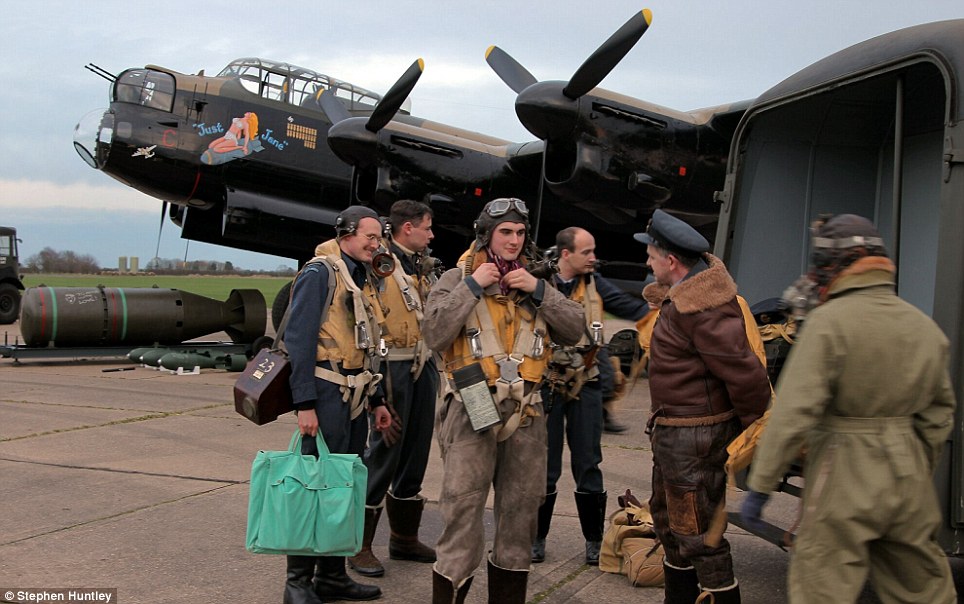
[2,320,961,604]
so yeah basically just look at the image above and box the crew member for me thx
[284,205,392,604]
[639,209,770,604]
[532,226,648,566]
[423,198,584,603]
[742,214,957,603]
[348,199,441,577]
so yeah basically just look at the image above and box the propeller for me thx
[322,59,424,169]
[484,46,536,94]
[367,58,424,132]
[485,11,651,247]
[316,86,350,124]
[564,9,652,99]
[318,58,423,131]
[486,9,652,140]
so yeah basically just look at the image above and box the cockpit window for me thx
[113,69,175,112]
[219,58,384,112]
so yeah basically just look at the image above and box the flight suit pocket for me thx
[665,482,700,536]
[436,393,455,456]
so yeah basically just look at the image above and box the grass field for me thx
[22,274,292,307]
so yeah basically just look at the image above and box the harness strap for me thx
[390,256,424,320]
[314,365,383,419]
[469,295,547,374]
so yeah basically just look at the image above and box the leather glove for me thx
[381,403,403,447]
[740,490,771,532]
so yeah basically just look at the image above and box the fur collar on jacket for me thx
[642,253,737,314]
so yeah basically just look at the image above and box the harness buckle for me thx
[466,328,483,359]
[590,321,603,345]
[497,355,523,384]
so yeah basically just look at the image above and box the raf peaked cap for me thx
[633,209,710,258]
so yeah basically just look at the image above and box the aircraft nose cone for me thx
[327,117,378,167]
[515,80,579,141]
[74,108,113,169]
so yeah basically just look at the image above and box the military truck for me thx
[715,20,964,555]
[0,226,24,324]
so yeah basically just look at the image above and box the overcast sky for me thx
[0,0,960,270]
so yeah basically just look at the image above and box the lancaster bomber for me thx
[73,11,744,294]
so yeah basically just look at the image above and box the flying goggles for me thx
[485,198,529,218]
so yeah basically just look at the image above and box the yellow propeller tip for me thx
[417,58,425,71]
[485,45,497,58]
[642,8,653,25]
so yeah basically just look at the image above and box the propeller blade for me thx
[563,9,652,99]
[366,58,424,133]
[485,46,538,94]
[317,87,351,124]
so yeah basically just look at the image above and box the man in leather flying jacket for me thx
[639,210,770,604]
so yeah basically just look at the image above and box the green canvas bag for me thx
[246,430,367,556]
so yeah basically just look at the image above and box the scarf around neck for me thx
[488,248,523,295]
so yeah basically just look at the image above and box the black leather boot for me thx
[385,493,436,562]
[696,582,741,604]
[348,507,384,577]
[531,490,557,563]
[574,491,606,565]
[284,556,324,604]
[487,557,528,604]
[431,569,473,604]
[313,556,381,601]
[663,563,700,604]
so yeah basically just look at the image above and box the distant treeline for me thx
[23,247,100,274]
[22,247,295,276]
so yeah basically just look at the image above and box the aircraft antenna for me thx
[154,201,167,265]
[85,63,116,83]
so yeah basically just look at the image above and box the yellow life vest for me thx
[442,246,550,385]
[544,275,604,397]
[566,275,604,348]
[308,242,385,370]
[379,252,423,350]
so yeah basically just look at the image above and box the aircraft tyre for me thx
[0,283,20,324]
[271,281,293,332]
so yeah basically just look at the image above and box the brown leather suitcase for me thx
[234,349,294,425]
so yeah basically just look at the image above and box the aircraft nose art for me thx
[73,108,113,169]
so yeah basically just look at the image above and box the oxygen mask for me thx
[371,244,396,278]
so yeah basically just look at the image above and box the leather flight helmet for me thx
[473,198,531,247]
[335,205,380,238]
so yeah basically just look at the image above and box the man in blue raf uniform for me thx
[284,205,392,604]
[532,226,648,566]
[348,199,441,578]
[638,210,770,604]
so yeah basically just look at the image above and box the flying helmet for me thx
[809,214,887,287]
[473,198,531,247]
[334,205,380,238]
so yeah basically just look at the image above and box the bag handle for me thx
[288,429,332,460]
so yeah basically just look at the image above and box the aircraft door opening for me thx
[722,61,946,316]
